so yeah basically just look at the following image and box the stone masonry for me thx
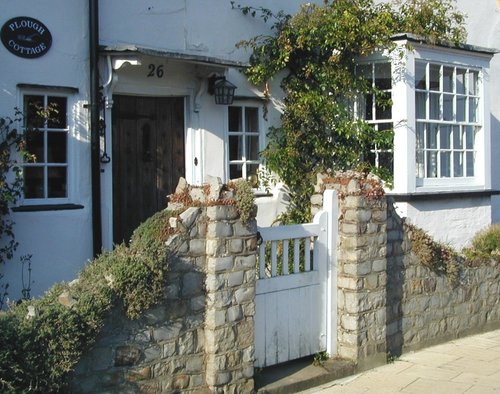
[312,173,388,369]
[312,171,500,369]
[71,198,257,393]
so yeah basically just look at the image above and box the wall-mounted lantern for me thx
[208,75,237,105]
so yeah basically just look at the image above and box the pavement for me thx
[256,329,500,393]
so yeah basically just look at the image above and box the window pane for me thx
[416,150,425,178]
[468,71,478,95]
[26,129,44,162]
[443,66,453,93]
[440,152,451,177]
[429,64,440,91]
[427,123,438,149]
[465,126,474,149]
[416,122,425,150]
[24,167,44,198]
[229,164,242,180]
[453,125,462,149]
[47,96,67,129]
[246,135,259,160]
[48,167,67,198]
[245,107,259,132]
[466,152,474,176]
[456,96,465,122]
[24,95,45,128]
[440,125,451,149]
[228,106,242,131]
[453,152,463,177]
[443,94,453,121]
[47,132,67,163]
[357,64,373,85]
[416,92,426,119]
[229,135,243,161]
[469,98,478,123]
[375,63,391,90]
[375,91,391,119]
[415,62,426,90]
[456,68,466,94]
[429,93,440,120]
[364,94,373,120]
[427,151,438,177]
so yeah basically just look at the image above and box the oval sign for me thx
[1,16,52,59]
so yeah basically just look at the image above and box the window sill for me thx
[12,204,84,212]
[387,189,500,202]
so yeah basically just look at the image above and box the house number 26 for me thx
[147,64,164,78]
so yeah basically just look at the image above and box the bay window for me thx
[361,37,492,193]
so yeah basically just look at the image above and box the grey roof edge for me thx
[99,44,249,68]
[391,33,498,55]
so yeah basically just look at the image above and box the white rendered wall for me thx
[0,1,93,300]
[396,197,492,250]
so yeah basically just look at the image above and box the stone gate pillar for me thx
[313,173,388,369]
[204,205,257,393]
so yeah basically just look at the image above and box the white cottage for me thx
[0,0,499,299]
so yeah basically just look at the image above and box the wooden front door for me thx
[112,95,185,244]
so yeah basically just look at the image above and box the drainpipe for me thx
[89,0,102,257]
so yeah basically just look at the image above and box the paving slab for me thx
[296,329,500,394]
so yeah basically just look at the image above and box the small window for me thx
[414,61,480,180]
[22,93,68,200]
[227,105,261,186]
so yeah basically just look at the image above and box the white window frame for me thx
[390,40,492,193]
[225,102,266,189]
[19,88,73,205]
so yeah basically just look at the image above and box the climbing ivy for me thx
[234,0,466,223]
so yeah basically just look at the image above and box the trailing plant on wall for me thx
[0,111,35,308]
[234,0,466,223]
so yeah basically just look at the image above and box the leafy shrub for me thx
[463,224,500,264]
[233,179,256,224]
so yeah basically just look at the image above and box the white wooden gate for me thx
[254,190,337,368]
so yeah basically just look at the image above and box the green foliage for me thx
[463,224,500,264]
[313,351,329,366]
[235,0,466,223]
[407,223,460,284]
[0,209,179,393]
[0,112,34,307]
[234,179,256,224]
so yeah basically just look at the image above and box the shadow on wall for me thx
[385,198,405,358]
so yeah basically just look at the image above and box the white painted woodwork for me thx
[254,190,337,368]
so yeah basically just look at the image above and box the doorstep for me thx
[255,356,357,394]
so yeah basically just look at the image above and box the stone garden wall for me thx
[71,173,499,392]
[312,172,500,369]
[71,197,257,393]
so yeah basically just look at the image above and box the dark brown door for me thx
[112,95,185,244]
